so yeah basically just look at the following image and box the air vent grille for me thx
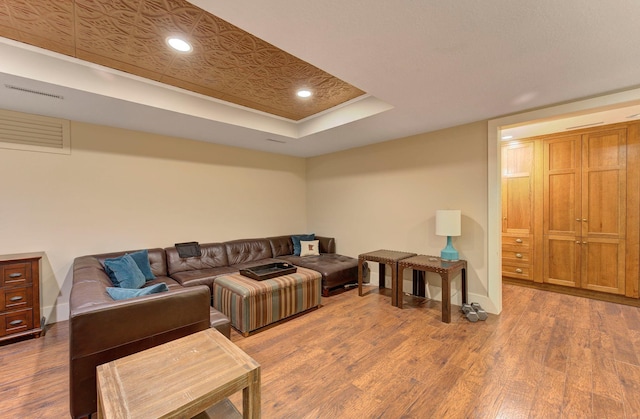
[4,84,64,100]
[0,109,70,154]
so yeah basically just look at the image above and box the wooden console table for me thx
[97,328,261,418]
[397,255,467,323]
[358,250,416,306]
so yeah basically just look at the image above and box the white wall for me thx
[0,121,307,323]
[306,121,492,309]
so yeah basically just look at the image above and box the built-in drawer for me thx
[502,234,531,249]
[501,248,531,264]
[0,308,33,337]
[0,287,33,312]
[1,262,32,288]
[502,261,532,280]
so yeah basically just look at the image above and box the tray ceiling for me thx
[0,0,365,121]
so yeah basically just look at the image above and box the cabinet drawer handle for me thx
[9,320,23,326]
[9,273,22,278]
[515,238,523,243]
[515,253,523,258]
[9,296,23,302]
[515,268,523,273]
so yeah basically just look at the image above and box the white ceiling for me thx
[2,0,640,157]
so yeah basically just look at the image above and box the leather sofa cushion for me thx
[170,266,238,289]
[225,238,273,265]
[280,253,358,291]
[165,243,229,275]
[267,236,294,257]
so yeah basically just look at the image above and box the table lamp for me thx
[436,210,461,261]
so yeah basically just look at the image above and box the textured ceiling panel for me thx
[0,0,365,120]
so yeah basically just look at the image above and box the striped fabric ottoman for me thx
[212,267,322,336]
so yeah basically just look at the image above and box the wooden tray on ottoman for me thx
[240,262,297,280]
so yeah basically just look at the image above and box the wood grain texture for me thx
[4,284,640,417]
[97,328,260,418]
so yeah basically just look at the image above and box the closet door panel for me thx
[544,235,579,287]
[581,239,625,294]
[582,129,626,239]
[543,136,581,286]
[502,142,534,233]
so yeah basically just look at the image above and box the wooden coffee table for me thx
[358,249,417,306]
[97,328,260,418]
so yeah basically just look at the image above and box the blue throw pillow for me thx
[127,249,156,280]
[106,283,169,300]
[291,234,315,256]
[103,254,145,289]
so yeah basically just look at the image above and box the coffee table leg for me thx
[441,273,451,323]
[243,368,261,418]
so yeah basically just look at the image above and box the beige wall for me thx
[0,121,307,322]
[306,121,491,307]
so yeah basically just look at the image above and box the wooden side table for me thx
[358,250,416,306]
[397,255,467,323]
[97,328,260,418]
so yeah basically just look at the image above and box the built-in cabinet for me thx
[502,122,640,298]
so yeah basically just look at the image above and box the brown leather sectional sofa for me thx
[69,235,357,418]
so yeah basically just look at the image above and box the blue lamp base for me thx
[440,236,459,261]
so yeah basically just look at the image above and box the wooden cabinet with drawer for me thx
[502,233,533,281]
[0,253,44,342]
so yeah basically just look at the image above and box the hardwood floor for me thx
[2,283,640,418]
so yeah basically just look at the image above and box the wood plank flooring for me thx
[2,283,640,418]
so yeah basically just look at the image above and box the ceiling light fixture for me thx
[166,37,192,53]
[501,135,513,140]
[297,89,312,98]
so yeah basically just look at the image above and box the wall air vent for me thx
[4,84,64,100]
[0,109,70,154]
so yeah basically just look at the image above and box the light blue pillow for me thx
[291,234,315,256]
[127,249,156,280]
[107,283,169,300]
[103,254,145,289]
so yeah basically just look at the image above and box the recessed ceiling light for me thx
[297,89,312,98]
[166,37,192,53]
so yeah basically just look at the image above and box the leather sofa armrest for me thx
[70,285,211,357]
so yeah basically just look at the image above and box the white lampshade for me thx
[436,210,461,237]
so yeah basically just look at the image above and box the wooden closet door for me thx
[580,129,626,294]
[543,135,581,287]
[502,141,534,234]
